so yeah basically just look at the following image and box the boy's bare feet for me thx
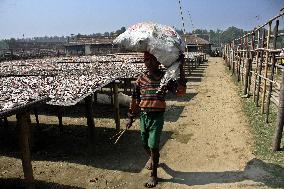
[145,158,153,170]
[144,176,157,188]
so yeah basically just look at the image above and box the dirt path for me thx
[0,57,282,189]
[125,57,279,188]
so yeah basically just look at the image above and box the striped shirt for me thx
[129,70,166,115]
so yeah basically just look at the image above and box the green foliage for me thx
[192,26,249,47]
[0,40,8,50]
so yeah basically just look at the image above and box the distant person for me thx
[126,51,186,188]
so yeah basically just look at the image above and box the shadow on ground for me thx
[0,178,84,189]
[159,158,284,188]
[0,122,173,174]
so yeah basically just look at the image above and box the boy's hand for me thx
[126,117,134,129]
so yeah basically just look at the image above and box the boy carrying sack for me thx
[126,51,186,188]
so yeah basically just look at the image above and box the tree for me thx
[221,26,244,44]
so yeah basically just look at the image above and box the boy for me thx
[126,51,186,188]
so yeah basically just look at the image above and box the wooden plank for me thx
[16,112,35,189]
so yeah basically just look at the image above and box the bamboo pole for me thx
[261,21,272,114]
[227,45,229,68]
[241,48,245,83]
[272,68,284,151]
[256,30,266,107]
[228,44,231,70]
[253,30,261,101]
[265,20,279,123]
[248,32,255,94]
[243,58,251,95]
[238,49,241,81]
[232,41,235,75]
[17,112,35,189]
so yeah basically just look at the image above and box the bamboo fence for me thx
[223,11,284,151]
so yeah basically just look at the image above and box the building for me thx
[183,34,212,54]
[65,35,120,56]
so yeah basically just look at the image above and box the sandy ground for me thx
[0,57,283,189]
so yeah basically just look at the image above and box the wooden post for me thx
[57,107,63,132]
[238,51,241,82]
[123,79,127,94]
[256,30,266,107]
[85,94,95,144]
[248,58,253,94]
[227,45,230,68]
[228,44,231,70]
[265,20,279,123]
[243,58,251,95]
[261,21,272,114]
[4,117,8,127]
[225,45,228,67]
[187,56,191,76]
[110,85,114,105]
[17,112,35,189]
[232,41,235,75]
[113,80,120,130]
[253,30,261,101]
[34,109,40,128]
[248,32,255,94]
[240,38,244,83]
[93,91,97,105]
[272,69,284,151]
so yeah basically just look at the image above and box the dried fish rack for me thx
[0,55,145,109]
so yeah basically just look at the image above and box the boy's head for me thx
[144,51,160,71]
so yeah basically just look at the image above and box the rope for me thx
[177,0,189,53]
[187,10,195,33]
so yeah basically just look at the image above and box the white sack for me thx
[113,22,185,67]
[114,22,185,88]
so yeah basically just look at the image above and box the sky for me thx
[0,0,283,39]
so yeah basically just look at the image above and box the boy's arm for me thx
[126,81,141,129]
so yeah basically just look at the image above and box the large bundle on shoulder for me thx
[113,22,185,88]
